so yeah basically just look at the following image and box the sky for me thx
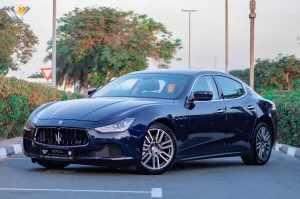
[2,0,300,78]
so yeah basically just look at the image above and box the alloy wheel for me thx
[256,126,272,161]
[141,128,174,171]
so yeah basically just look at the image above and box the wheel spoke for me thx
[257,132,262,142]
[142,152,152,164]
[155,155,160,169]
[159,152,169,162]
[160,151,171,159]
[264,133,270,142]
[142,151,150,160]
[265,143,271,151]
[258,148,263,159]
[143,147,149,152]
[262,149,266,159]
[156,130,165,143]
[147,130,154,142]
[161,143,173,150]
[152,155,156,169]
[256,142,262,150]
[261,127,266,134]
[145,136,151,144]
[161,140,172,148]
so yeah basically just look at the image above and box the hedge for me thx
[0,76,85,139]
[263,90,300,147]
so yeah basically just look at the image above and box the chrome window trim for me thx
[33,127,90,148]
[187,74,248,103]
[213,74,248,100]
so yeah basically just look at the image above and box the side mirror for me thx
[192,91,213,101]
[88,88,97,96]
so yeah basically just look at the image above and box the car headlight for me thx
[95,118,135,133]
[24,118,36,130]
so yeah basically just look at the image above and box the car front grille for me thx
[35,127,89,146]
[74,144,124,158]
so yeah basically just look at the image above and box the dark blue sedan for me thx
[23,70,278,174]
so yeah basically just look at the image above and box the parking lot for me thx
[0,150,300,199]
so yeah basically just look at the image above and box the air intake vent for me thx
[74,144,124,158]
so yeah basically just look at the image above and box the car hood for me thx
[36,97,172,121]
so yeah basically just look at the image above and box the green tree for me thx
[253,58,284,90]
[229,68,250,85]
[275,54,300,91]
[0,10,39,75]
[44,7,182,88]
[28,72,44,78]
[230,54,300,91]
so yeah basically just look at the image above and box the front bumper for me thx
[23,127,144,167]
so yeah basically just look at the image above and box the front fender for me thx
[129,102,188,141]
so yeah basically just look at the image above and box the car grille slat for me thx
[74,144,124,158]
[35,127,89,146]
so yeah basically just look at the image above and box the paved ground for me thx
[0,150,299,199]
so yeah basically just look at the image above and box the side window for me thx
[191,76,219,100]
[214,76,245,99]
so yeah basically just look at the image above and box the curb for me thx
[0,143,23,160]
[274,142,300,159]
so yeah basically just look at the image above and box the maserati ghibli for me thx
[23,70,278,174]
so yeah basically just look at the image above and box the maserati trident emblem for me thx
[58,121,63,125]
[42,149,48,155]
[55,131,62,145]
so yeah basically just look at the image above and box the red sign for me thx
[40,68,52,81]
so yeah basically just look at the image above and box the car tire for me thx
[137,123,177,175]
[36,160,70,169]
[241,122,273,165]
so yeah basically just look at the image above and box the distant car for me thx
[23,70,278,174]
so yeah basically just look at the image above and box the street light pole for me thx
[225,0,229,73]
[249,0,256,89]
[182,9,197,69]
[214,58,218,71]
[52,0,57,88]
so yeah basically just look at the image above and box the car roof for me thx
[128,69,231,77]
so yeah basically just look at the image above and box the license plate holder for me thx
[40,148,74,159]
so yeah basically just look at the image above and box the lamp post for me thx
[214,58,218,71]
[249,0,256,89]
[52,0,56,88]
[182,9,197,69]
[225,0,229,73]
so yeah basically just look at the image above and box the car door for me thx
[213,75,257,151]
[179,75,227,157]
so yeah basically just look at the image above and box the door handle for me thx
[247,105,255,110]
[216,109,226,114]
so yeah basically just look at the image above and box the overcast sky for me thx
[3,0,300,78]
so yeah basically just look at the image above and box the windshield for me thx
[91,73,191,100]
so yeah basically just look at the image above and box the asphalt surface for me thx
[0,150,299,199]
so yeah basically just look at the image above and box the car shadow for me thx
[28,166,138,175]
[171,159,245,172]
[27,159,245,175]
